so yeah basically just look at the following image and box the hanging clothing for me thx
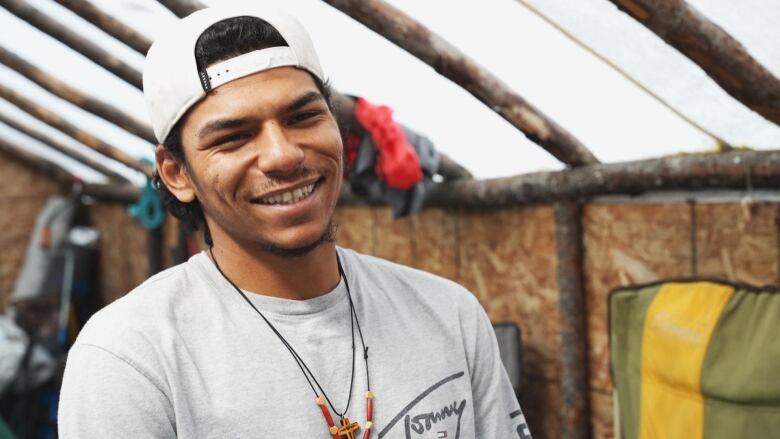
[345,97,441,218]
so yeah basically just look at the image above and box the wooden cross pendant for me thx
[336,417,360,439]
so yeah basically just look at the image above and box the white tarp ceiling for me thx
[0,0,778,184]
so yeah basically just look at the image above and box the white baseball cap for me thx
[143,4,325,144]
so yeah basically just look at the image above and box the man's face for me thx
[162,66,342,255]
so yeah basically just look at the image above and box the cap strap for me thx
[201,46,299,91]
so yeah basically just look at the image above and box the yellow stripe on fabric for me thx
[638,282,734,439]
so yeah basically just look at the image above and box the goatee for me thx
[259,219,337,258]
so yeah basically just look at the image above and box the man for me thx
[59,5,531,438]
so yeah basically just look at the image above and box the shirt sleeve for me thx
[58,343,176,438]
[467,297,533,439]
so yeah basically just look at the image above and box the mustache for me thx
[255,165,320,192]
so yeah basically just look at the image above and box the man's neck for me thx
[208,240,340,301]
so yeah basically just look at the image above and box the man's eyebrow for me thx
[283,91,325,113]
[197,117,252,140]
[196,92,324,139]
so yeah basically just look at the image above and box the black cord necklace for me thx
[208,248,374,438]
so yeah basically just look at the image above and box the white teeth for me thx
[258,183,316,205]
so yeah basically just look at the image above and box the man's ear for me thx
[155,145,196,203]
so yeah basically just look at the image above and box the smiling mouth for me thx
[252,180,320,205]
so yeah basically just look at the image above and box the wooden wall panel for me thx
[410,208,459,281]
[373,207,414,267]
[590,390,615,439]
[0,155,65,311]
[334,206,374,254]
[335,207,460,281]
[459,207,560,379]
[89,203,149,305]
[695,202,779,284]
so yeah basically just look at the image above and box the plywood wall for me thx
[0,155,66,312]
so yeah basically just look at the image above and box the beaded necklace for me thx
[209,248,374,439]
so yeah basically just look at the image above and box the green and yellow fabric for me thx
[610,280,780,439]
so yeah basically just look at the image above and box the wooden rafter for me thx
[0,111,131,183]
[0,0,143,89]
[53,0,152,55]
[0,46,156,144]
[0,82,153,176]
[608,0,780,126]
[156,0,200,17]
[420,150,780,208]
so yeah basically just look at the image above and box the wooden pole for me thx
[422,150,780,208]
[0,82,153,176]
[78,182,140,204]
[156,0,202,17]
[0,112,131,183]
[320,0,599,167]
[608,0,780,126]
[438,153,473,181]
[555,200,591,439]
[0,46,156,144]
[0,0,143,89]
[53,0,152,55]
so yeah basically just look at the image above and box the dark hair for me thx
[153,16,333,246]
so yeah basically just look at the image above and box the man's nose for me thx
[255,122,304,176]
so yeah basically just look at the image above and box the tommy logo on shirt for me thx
[378,372,467,439]
[378,371,532,439]
[404,399,467,437]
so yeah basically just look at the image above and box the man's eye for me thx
[211,133,250,147]
[289,111,320,125]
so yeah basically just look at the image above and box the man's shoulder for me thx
[74,252,210,350]
[338,247,480,309]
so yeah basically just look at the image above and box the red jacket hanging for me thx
[353,97,423,190]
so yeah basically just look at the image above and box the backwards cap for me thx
[143,4,325,143]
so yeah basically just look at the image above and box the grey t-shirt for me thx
[59,248,530,438]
